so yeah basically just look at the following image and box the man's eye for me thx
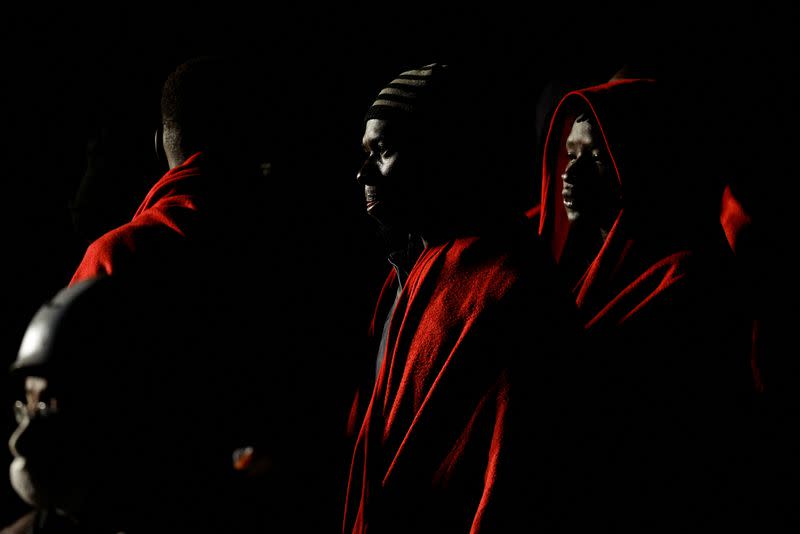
[566,152,577,161]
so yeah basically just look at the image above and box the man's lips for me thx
[562,187,577,208]
[365,187,381,212]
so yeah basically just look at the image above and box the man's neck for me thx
[386,233,426,290]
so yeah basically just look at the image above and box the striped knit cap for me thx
[364,63,450,124]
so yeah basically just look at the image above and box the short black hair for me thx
[161,56,229,125]
[160,55,269,160]
[575,111,594,125]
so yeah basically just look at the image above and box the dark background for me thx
[0,4,792,526]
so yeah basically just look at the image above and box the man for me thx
[535,78,757,529]
[343,63,580,533]
[65,55,272,517]
[69,55,269,286]
[5,275,201,532]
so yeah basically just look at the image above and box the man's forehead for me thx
[363,118,402,145]
[364,118,390,135]
[25,376,48,395]
[567,119,596,143]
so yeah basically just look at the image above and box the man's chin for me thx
[10,457,86,520]
[366,200,386,223]
[10,457,48,507]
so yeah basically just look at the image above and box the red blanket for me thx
[534,78,756,528]
[538,79,752,390]
[69,152,213,285]
[344,227,577,532]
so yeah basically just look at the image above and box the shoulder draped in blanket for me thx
[70,152,223,285]
[65,152,354,530]
[344,223,579,533]
[66,151,269,527]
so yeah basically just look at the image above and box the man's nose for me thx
[356,159,378,186]
[563,156,590,184]
[9,419,29,458]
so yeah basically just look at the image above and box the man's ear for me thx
[154,126,166,165]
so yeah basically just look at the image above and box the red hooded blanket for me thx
[535,79,756,529]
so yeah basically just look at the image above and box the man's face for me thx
[562,117,620,229]
[8,376,82,514]
[357,118,419,230]
[8,367,177,527]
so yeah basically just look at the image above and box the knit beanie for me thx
[364,63,450,124]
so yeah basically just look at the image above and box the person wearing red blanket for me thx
[535,78,757,529]
[11,56,278,532]
[69,57,265,288]
[53,56,322,531]
[343,63,580,533]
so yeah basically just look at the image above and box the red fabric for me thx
[343,231,572,533]
[538,79,750,361]
[64,151,359,530]
[720,183,753,255]
[719,183,766,392]
[69,152,210,285]
[533,79,755,528]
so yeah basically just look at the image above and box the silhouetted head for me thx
[160,55,266,171]
[7,275,194,531]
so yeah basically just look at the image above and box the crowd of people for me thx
[0,13,792,533]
